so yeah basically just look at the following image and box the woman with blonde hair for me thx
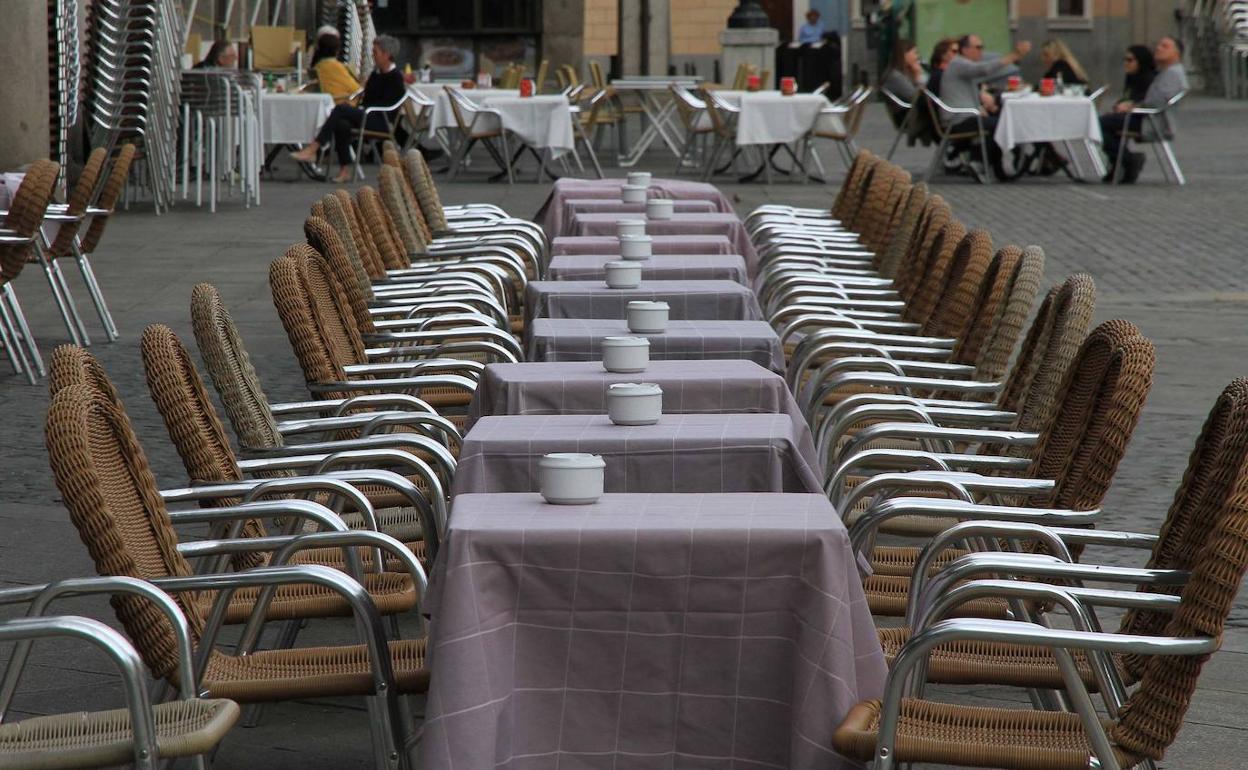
[1040,39,1087,84]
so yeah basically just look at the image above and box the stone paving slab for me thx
[0,95,1246,767]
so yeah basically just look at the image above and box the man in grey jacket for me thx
[939,34,1032,181]
[1100,36,1188,183]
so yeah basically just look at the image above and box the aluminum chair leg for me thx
[208,119,217,213]
[50,255,91,345]
[447,137,474,181]
[927,136,947,181]
[499,134,514,185]
[195,112,204,207]
[1158,138,1186,185]
[0,291,30,383]
[33,243,86,346]
[72,242,119,341]
[3,284,44,379]
[887,127,904,161]
[181,104,190,200]
[1113,128,1130,185]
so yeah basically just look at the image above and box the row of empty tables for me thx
[417,178,884,769]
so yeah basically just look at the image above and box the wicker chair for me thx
[832,387,1248,769]
[0,159,60,383]
[44,383,429,769]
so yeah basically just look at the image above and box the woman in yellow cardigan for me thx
[310,31,359,103]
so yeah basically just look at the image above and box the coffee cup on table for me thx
[646,198,674,220]
[1040,78,1056,96]
[617,219,646,238]
[621,184,648,204]
[604,260,642,289]
[627,300,669,333]
[539,453,605,505]
[606,383,663,426]
[1007,75,1022,91]
[618,234,652,260]
[780,76,797,95]
[601,336,649,373]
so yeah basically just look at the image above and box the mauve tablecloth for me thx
[450,413,822,496]
[523,279,763,328]
[419,492,887,770]
[534,177,736,237]
[571,212,760,277]
[526,318,786,374]
[552,198,717,237]
[462,360,817,466]
[551,234,734,256]
[547,252,749,285]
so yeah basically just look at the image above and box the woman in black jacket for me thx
[1120,44,1157,104]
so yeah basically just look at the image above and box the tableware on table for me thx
[1039,77,1056,96]
[1007,75,1022,91]
[780,76,796,96]
[538,453,605,504]
[476,72,493,89]
[621,184,648,204]
[618,234,652,260]
[460,79,476,89]
[627,301,669,333]
[604,260,642,289]
[519,77,535,97]
[601,335,650,372]
[747,74,762,92]
[626,171,651,188]
[1063,84,1086,97]
[606,383,663,426]
[646,198,674,220]
[617,219,646,238]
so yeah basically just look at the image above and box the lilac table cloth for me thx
[526,318,786,374]
[551,234,734,256]
[571,212,760,277]
[523,279,763,328]
[450,413,822,496]
[547,252,750,285]
[553,198,717,237]
[534,177,736,237]
[419,492,887,770]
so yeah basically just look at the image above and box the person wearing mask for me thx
[290,35,407,183]
[194,39,238,69]
[939,33,1032,181]
[881,39,925,126]
[1100,35,1187,183]
[1039,39,1088,85]
[797,9,825,44]
[924,38,958,109]
[310,32,360,103]
[1119,44,1157,105]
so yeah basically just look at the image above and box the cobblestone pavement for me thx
[0,95,1245,767]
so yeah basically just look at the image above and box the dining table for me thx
[533,176,736,237]
[523,279,764,328]
[526,317,786,374]
[450,413,823,496]
[418,491,887,770]
[549,198,717,238]
[994,91,1107,180]
[551,234,735,256]
[569,212,760,276]
[546,252,750,285]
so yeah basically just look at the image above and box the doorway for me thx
[759,0,795,41]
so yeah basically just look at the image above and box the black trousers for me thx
[949,114,1005,178]
[1099,112,1143,165]
[315,104,391,165]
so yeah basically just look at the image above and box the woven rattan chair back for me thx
[891,194,951,303]
[949,245,1019,368]
[902,220,967,327]
[401,151,436,243]
[48,344,124,407]
[310,199,326,220]
[333,190,387,281]
[47,148,107,257]
[318,194,375,295]
[922,228,993,341]
[859,165,911,254]
[830,149,876,222]
[842,160,888,236]
[378,165,426,255]
[355,186,407,271]
[45,383,207,682]
[79,144,136,254]
[405,149,448,234]
[190,283,285,453]
[1000,274,1097,422]
[1,159,59,281]
[966,246,1045,382]
[874,182,928,279]
[1028,319,1154,512]
[305,216,375,334]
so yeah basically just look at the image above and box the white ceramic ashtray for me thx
[619,234,652,260]
[626,171,652,189]
[617,219,647,238]
[646,198,674,220]
[627,300,669,334]
[539,453,606,505]
[607,382,663,426]
[601,336,650,373]
[604,260,642,289]
[621,184,648,204]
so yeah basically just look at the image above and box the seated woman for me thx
[1039,39,1088,87]
[309,31,360,103]
[194,39,237,69]
[290,35,406,183]
[880,39,925,126]
[1118,44,1156,106]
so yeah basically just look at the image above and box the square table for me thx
[533,177,736,237]
[551,234,735,257]
[260,92,334,146]
[551,198,717,237]
[547,252,750,285]
[450,413,823,496]
[570,212,760,276]
[523,279,764,328]
[994,92,1106,180]
[462,360,817,465]
[526,318,786,374]
[418,492,887,770]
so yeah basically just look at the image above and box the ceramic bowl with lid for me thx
[627,300,669,334]
[646,198,674,220]
[604,260,642,289]
[539,453,606,505]
[606,382,663,426]
[618,234,652,260]
[601,336,649,372]
[621,184,648,204]
[617,219,647,238]
[626,171,652,188]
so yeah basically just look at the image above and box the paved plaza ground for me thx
[0,95,1246,767]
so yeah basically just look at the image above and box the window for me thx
[1050,0,1091,19]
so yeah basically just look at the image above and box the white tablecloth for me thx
[261,92,334,145]
[0,173,24,210]
[994,94,1102,152]
[409,86,520,133]
[482,95,575,155]
[716,91,828,146]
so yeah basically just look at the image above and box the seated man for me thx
[939,34,1031,181]
[798,9,825,44]
[1099,35,1188,184]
